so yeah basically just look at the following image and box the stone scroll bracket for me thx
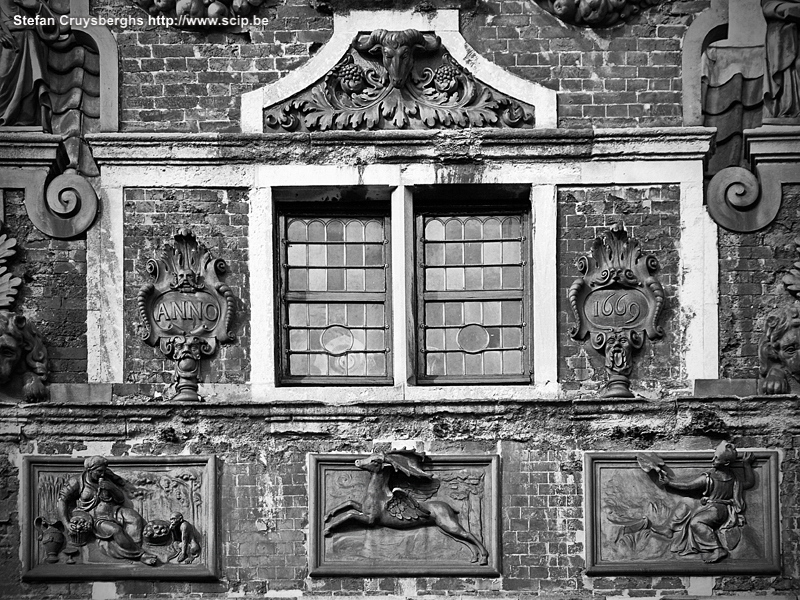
[683,0,800,232]
[0,0,118,239]
[240,9,557,133]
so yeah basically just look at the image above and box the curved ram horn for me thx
[353,29,388,53]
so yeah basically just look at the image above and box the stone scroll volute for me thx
[568,222,665,398]
[138,229,236,401]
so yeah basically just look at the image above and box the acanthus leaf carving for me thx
[264,30,536,132]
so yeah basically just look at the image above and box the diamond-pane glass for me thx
[419,214,528,380]
[281,215,389,381]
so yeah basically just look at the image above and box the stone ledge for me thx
[87,127,716,166]
[0,132,61,166]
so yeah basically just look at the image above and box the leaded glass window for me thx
[277,208,391,385]
[415,205,531,384]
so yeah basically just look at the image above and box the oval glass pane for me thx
[321,325,354,356]
[457,324,491,354]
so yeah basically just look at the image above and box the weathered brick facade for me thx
[1,0,799,598]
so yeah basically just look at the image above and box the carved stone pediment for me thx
[138,229,236,401]
[568,223,665,397]
[265,29,536,132]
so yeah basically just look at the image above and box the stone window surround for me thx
[87,128,717,402]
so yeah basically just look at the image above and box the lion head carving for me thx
[759,305,800,394]
[0,310,49,402]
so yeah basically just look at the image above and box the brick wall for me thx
[2,411,798,599]
[2,191,87,383]
[92,0,706,132]
[718,185,800,379]
[557,185,682,394]
[123,188,250,386]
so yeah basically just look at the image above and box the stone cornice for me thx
[87,127,716,166]
[0,133,62,167]
[2,394,797,440]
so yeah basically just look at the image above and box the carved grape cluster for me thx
[433,64,459,92]
[336,62,365,93]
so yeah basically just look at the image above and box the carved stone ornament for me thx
[264,29,536,132]
[0,231,49,402]
[699,0,800,232]
[21,454,218,581]
[533,0,661,27]
[0,0,108,238]
[138,229,236,401]
[585,445,780,574]
[309,451,500,576]
[131,0,265,29]
[568,223,665,398]
[758,239,800,394]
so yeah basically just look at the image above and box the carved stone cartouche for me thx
[533,0,660,27]
[0,231,49,402]
[635,441,756,564]
[264,29,536,132]
[323,450,490,566]
[138,228,236,401]
[568,223,665,397]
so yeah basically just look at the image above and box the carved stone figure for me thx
[637,442,756,564]
[0,0,59,128]
[763,0,800,119]
[265,29,535,132]
[758,304,800,394]
[56,456,158,566]
[131,0,264,28]
[167,511,201,564]
[568,223,665,397]
[0,311,48,401]
[138,229,236,401]
[323,450,489,566]
[533,0,660,27]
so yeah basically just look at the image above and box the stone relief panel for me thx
[264,29,536,132]
[585,445,780,574]
[308,451,500,576]
[21,455,217,581]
